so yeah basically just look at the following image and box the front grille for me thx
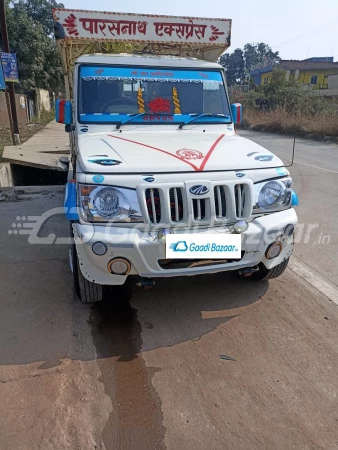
[142,181,253,226]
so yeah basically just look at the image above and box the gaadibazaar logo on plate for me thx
[166,234,241,259]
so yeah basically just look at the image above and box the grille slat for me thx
[169,188,184,222]
[214,186,227,218]
[193,198,206,220]
[235,184,247,218]
[197,199,202,220]
[174,188,179,221]
[146,188,161,224]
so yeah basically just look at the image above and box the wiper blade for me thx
[179,113,231,129]
[116,113,174,129]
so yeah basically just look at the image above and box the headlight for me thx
[79,184,143,223]
[253,177,292,213]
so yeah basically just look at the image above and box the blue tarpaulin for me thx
[0,63,5,90]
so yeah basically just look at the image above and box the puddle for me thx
[90,300,166,449]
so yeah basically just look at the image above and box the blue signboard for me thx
[0,53,19,83]
[0,63,5,90]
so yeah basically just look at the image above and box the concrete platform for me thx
[2,121,70,172]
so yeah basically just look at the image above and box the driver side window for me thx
[88,80,138,114]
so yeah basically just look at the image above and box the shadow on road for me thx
[91,273,268,360]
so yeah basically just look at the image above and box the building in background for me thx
[250,57,338,91]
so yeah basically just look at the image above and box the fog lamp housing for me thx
[284,224,295,237]
[92,242,107,256]
[157,229,173,241]
[266,242,283,260]
[233,220,249,234]
[108,258,131,275]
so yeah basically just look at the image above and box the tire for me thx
[69,223,132,305]
[250,258,290,281]
[77,261,103,303]
[69,223,103,303]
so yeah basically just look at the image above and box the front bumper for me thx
[74,209,298,285]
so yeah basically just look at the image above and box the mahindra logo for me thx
[189,185,209,195]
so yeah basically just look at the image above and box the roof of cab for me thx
[76,54,223,70]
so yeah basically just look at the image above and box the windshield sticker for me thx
[148,97,171,113]
[143,114,174,121]
[176,149,204,160]
[80,66,223,84]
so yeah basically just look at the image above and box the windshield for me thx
[78,66,231,124]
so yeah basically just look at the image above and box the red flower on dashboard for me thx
[148,98,171,113]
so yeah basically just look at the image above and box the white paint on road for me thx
[289,256,338,305]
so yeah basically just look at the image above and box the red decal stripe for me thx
[236,106,241,124]
[108,133,225,172]
[198,134,225,171]
[59,100,65,123]
[109,135,199,171]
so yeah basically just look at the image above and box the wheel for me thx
[69,224,133,304]
[250,258,290,281]
[77,261,103,303]
[69,223,103,303]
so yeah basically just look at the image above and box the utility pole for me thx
[0,0,20,144]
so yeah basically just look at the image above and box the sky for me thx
[62,0,338,61]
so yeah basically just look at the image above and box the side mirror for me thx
[231,103,243,124]
[56,99,73,125]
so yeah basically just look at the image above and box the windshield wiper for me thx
[116,113,174,129]
[178,113,232,129]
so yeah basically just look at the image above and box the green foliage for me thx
[31,107,55,123]
[13,0,62,34]
[219,49,245,86]
[243,43,280,74]
[219,42,280,86]
[1,0,64,91]
[239,68,338,119]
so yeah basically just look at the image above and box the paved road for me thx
[0,132,338,450]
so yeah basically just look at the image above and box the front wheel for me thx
[249,258,289,281]
[70,236,103,303]
[69,227,132,304]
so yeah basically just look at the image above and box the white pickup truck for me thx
[53,9,298,303]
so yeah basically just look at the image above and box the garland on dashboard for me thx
[172,87,182,114]
[137,88,145,113]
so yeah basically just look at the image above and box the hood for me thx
[77,130,283,174]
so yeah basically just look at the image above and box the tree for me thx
[219,42,280,86]
[219,48,245,86]
[0,0,64,91]
[244,43,280,74]
[12,0,63,35]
